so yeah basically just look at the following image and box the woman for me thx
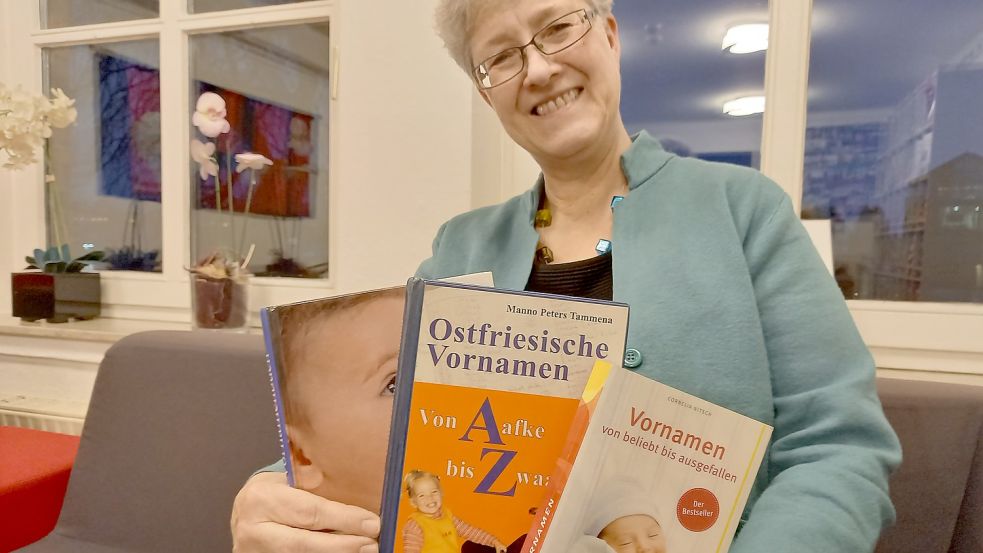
[232,1,901,552]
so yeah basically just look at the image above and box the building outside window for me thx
[802,0,983,306]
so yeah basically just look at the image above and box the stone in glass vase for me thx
[189,251,250,331]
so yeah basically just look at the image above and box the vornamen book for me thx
[523,368,772,553]
[380,278,630,552]
[260,286,407,513]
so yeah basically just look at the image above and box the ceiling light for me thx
[722,23,769,54]
[723,96,766,116]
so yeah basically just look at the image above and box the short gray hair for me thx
[434,0,614,76]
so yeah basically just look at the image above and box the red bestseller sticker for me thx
[676,488,720,532]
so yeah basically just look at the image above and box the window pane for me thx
[616,0,769,168]
[803,1,983,303]
[188,0,315,14]
[189,22,329,278]
[44,40,162,272]
[42,0,158,29]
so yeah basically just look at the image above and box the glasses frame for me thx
[471,8,595,90]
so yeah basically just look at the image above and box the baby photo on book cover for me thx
[571,478,668,553]
[263,286,406,513]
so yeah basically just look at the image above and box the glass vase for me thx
[191,273,250,331]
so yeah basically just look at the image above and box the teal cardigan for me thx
[415,131,902,552]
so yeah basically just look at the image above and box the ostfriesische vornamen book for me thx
[380,278,630,553]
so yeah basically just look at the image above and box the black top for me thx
[525,252,613,300]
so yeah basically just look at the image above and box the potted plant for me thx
[188,91,271,330]
[12,245,104,322]
[2,84,86,322]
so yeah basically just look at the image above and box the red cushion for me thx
[0,426,80,552]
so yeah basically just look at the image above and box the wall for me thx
[0,0,13,317]
[330,0,473,291]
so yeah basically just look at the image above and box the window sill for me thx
[0,315,193,343]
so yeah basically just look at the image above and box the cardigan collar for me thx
[524,129,674,223]
[620,130,674,189]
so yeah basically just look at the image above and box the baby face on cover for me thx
[286,292,404,512]
[582,478,668,553]
[598,514,666,553]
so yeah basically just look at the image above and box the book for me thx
[260,285,408,512]
[523,368,773,553]
[379,278,630,553]
[259,274,493,511]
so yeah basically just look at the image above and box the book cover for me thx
[524,369,773,553]
[380,278,630,553]
[260,285,406,513]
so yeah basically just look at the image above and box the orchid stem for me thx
[274,217,284,258]
[226,136,235,259]
[237,170,257,259]
[43,142,67,249]
[213,170,222,215]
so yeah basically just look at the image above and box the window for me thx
[4,0,334,321]
[188,0,315,15]
[615,0,769,169]
[795,0,983,376]
[45,40,163,272]
[42,0,158,29]
[3,0,981,376]
[189,22,330,278]
[803,0,983,305]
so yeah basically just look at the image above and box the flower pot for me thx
[191,274,249,331]
[11,272,101,323]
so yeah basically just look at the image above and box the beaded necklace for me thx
[534,195,624,263]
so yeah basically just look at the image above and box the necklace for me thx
[534,195,624,263]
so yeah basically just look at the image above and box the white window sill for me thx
[0,315,194,343]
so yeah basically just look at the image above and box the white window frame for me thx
[0,0,339,323]
[487,0,983,379]
[2,0,981,379]
[762,0,983,380]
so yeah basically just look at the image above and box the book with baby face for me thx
[523,368,773,553]
[379,278,630,553]
[260,286,406,513]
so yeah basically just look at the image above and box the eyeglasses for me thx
[472,9,595,90]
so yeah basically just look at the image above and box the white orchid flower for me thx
[45,88,77,128]
[191,92,230,138]
[234,152,273,173]
[0,84,77,169]
[190,139,219,180]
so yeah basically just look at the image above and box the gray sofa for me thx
[18,330,983,552]
[875,377,982,553]
[17,330,280,553]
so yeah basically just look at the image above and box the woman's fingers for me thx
[232,471,381,552]
[238,521,378,553]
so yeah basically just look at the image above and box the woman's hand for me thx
[231,471,380,552]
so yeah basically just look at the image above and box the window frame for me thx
[1,0,338,323]
[494,0,983,378]
[762,0,983,378]
[2,0,981,378]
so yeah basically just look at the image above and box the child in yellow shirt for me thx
[402,470,508,553]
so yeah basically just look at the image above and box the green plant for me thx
[25,244,104,273]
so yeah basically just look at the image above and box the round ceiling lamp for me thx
[723,96,766,116]
[722,23,769,54]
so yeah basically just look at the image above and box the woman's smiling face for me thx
[469,1,624,164]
